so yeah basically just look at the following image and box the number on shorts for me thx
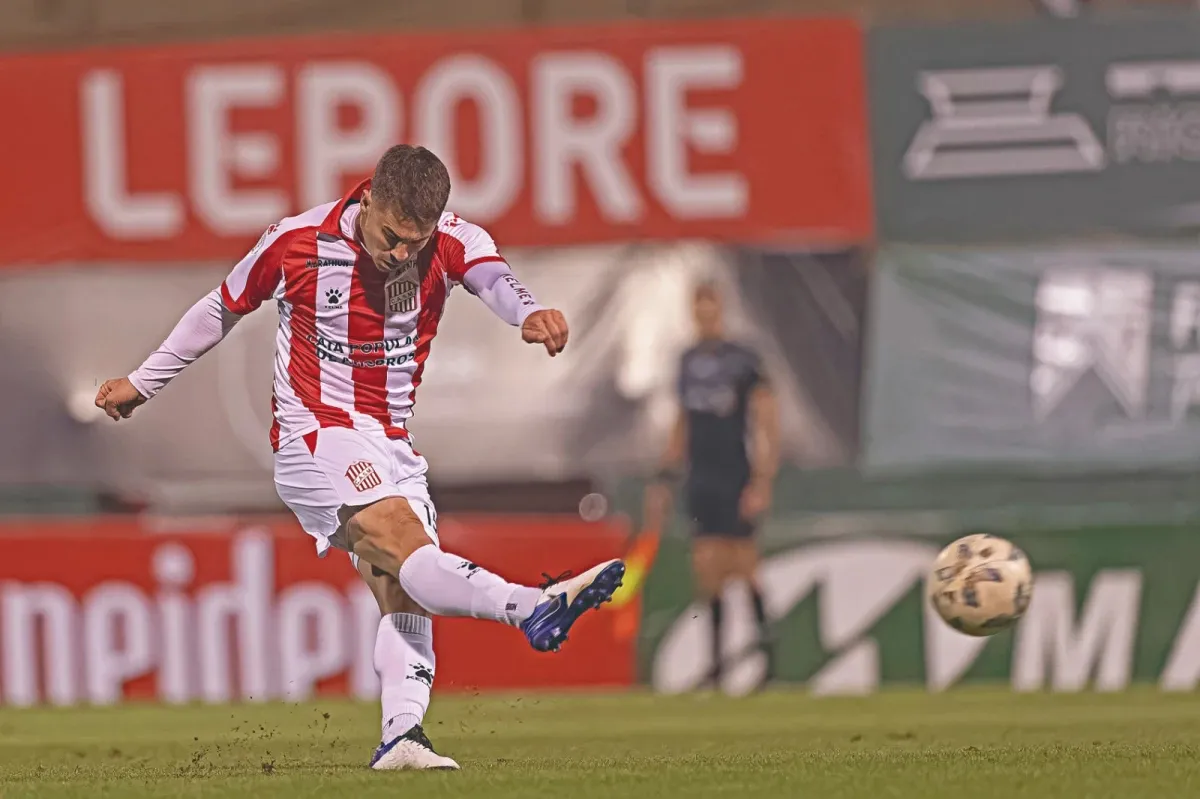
[423,504,437,533]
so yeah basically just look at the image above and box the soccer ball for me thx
[927,534,1033,637]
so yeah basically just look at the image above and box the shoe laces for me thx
[539,570,573,590]
[403,725,437,752]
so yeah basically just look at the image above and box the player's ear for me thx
[361,189,372,211]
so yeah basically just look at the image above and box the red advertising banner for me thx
[0,515,632,706]
[0,19,870,265]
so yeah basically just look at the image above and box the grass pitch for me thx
[1,688,1198,798]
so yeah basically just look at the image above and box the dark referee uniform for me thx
[678,340,764,537]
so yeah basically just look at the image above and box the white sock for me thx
[398,545,542,626]
[376,613,434,742]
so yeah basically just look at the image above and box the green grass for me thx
[2,688,1200,797]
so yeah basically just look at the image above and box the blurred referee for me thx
[645,282,780,690]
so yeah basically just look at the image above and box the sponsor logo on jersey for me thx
[345,461,382,492]
[305,258,355,269]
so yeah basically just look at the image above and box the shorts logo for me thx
[345,461,382,492]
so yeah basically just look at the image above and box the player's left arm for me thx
[742,366,780,520]
[448,219,568,357]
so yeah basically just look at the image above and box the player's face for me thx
[358,190,436,273]
[694,292,723,340]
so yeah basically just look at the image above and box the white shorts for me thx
[274,427,440,557]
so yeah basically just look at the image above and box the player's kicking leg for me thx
[343,513,624,771]
[353,558,459,770]
[343,497,626,654]
[275,429,624,770]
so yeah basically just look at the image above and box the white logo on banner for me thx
[650,540,990,696]
[903,66,1105,180]
[651,541,1151,696]
[1030,267,1153,420]
[1107,61,1200,165]
[904,60,1200,181]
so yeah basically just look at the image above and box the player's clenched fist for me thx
[94,377,147,421]
[521,309,569,357]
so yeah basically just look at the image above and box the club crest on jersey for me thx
[345,461,382,492]
[385,272,418,314]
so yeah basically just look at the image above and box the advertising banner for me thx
[0,515,632,706]
[864,245,1200,470]
[870,16,1200,241]
[641,523,1200,695]
[0,18,870,265]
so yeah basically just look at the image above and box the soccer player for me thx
[94,145,625,770]
[644,282,779,691]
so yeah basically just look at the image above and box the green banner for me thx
[870,16,1200,241]
[640,521,1200,694]
[864,245,1200,470]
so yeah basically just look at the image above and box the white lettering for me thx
[924,599,989,692]
[1012,570,1142,692]
[652,541,940,697]
[83,584,154,705]
[278,584,347,700]
[532,53,642,225]
[153,543,195,704]
[297,63,400,209]
[349,582,382,700]
[81,70,185,239]
[195,532,274,702]
[187,65,287,235]
[646,47,747,219]
[1,582,78,706]
[415,55,521,220]
[1161,580,1200,690]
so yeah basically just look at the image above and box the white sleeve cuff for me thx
[461,260,543,327]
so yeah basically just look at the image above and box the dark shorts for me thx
[685,477,755,539]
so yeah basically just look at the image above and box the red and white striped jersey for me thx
[221,179,506,451]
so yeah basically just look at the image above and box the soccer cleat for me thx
[369,724,460,771]
[520,559,626,653]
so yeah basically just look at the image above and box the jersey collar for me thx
[320,178,371,243]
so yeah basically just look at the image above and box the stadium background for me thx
[4,0,1200,708]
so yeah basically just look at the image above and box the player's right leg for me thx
[304,427,625,653]
[344,495,624,653]
[274,434,457,769]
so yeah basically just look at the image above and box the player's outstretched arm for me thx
[95,221,288,421]
[460,261,568,357]
[94,289,243,421]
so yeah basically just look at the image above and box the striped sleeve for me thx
[220,222,291,314]
[438,215,507,284]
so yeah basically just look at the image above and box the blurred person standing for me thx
[645,282,780,691]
